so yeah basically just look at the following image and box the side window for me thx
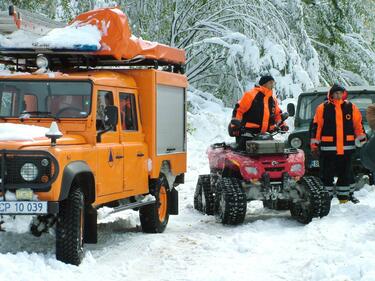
[0,92,15,116]
[23,94,37,112]
[96,90,115,131]
[119,93,138,131]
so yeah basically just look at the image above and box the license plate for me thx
[310,160,319,168]
[0,201,48,214]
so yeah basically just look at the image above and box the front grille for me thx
[265,167,284,172]
[0,150,59,192]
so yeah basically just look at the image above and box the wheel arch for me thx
[59,161,96,204]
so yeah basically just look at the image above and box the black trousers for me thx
[319,150,354,200]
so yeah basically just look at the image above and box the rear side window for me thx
[119,93,138,131]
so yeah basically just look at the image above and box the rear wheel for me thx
[56,187,84,265]
[140,174,169,233]
[194,174,215,215]
[215,177,247,225]
[290,176,330,224]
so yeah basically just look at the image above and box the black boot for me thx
[349,193,360,204]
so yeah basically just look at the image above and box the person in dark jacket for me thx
[360,104,375,174]
[310,84,366,203]
[229,75,288,149]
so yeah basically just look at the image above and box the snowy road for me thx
[1,91,375,280]
[1,175,375,281]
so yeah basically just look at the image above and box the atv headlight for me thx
[245,166,258,175]
[290,137,302,148]
[20,163,39,181]
[291,164,302,172]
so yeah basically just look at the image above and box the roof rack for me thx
[0,49,185,73]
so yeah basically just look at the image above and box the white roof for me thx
[304,86,375,93]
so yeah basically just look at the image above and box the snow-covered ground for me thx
[0,89,375,281]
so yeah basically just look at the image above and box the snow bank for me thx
[0,123,48,141]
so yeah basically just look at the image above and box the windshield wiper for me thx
[19,111,59,120]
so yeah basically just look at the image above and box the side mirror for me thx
[287,103,295,117]
[280,112,289,122]
[104,105,118,128]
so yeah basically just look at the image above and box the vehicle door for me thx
[118,90,148,194]
[95,88,124,196]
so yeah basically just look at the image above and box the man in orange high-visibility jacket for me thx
[230,75,288,149]
[310,84,366,203]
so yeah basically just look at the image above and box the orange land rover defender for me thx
[0,7,187,265]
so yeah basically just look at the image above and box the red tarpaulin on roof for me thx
[72,7,185,65]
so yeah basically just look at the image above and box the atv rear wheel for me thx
[215,177,247,225]
[290,176,330,224]
[194,174,215,215]
[56,187,84,265]
[140,174,169,233]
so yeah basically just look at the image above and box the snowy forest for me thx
[2,0,375,104]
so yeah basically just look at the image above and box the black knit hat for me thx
[259,75,275,86]
[329,84,345,95]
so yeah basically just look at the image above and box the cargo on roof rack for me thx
[0,7,185,71]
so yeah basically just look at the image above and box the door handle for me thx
[137,152,144,157]
[116,155,124,159]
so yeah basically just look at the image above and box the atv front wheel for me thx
[140,174,169,233]
[56,187,85,265]
[290,176,330,224]
[215,177,247,225]
[194,174,215,215]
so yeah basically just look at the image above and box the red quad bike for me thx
[194,113,331,225]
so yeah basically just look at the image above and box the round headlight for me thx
[20,163,39,181]
[290,137,302,148]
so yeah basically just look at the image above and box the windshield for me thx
[0,80,92,118]
[296,91,375,125]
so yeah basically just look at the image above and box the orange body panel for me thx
[0,69,187,205]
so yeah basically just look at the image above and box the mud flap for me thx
[168,188,179,215]
[84,205,97,244]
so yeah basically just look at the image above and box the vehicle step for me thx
[105,199,156,215]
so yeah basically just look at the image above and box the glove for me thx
[355,135,367,148]
[280,123,289,132]
[311,145,319,158]
[228,123,240,137]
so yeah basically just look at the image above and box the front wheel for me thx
[56,187,84,265]
[215,177,247,225]
[140,174,169,233]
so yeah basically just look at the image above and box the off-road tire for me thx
[194,174,215,215]
[310,176,331,217]
[262,200,290,210]
[56,187,84,265]
[290,176,330,224]
[215,177,247,225]
[140,174,169,233]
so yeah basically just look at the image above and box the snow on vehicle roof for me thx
[0,22,101,50]
[304,86,375,94]
[0,123,48,141]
